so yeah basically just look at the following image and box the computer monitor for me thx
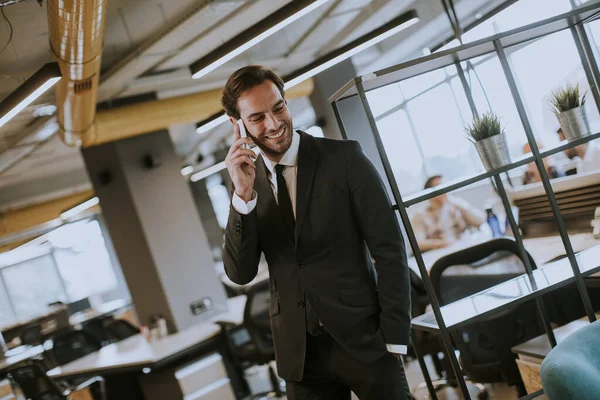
[68,297,91,315]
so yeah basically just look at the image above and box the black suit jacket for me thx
[223,131,411,382]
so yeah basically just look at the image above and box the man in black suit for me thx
[222,65,411,399]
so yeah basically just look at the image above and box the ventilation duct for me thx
[47,0,107,146]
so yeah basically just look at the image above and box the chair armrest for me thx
[69,376,105,393]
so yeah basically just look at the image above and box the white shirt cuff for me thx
[232,191,258,215]
[386,344,408,355]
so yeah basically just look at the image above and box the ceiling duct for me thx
[47,0,107,147]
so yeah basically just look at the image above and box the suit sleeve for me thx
[222,198,262,285]
[346,141,411,346]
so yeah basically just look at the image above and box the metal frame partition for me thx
[330,3,600,399]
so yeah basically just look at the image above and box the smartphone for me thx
[237,119,250,150]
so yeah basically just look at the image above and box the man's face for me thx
[235,80,293,161]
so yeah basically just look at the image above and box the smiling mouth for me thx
[265,128,285,140]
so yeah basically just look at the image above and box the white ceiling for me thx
[0,0,497,209]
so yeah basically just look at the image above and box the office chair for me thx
[541,320,600,399]
[6,359,105,400]
[429,238,545,398]
[216,280,284,399]
[49,330,102,367]
[20,324,43,347]
[103,319,140,343]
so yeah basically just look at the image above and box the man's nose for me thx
[265,113,279,130]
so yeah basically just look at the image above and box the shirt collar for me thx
[262,129,300,175]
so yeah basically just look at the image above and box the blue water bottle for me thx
[486,208,503,238]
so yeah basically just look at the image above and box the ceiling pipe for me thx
[47,0,107,147]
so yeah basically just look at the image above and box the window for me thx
[2,254,65,321]
[206,174,231,229]
[364,0,591,195]
[50,220,119,301]
[0,218,123,329]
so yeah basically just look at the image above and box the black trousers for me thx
[286,332,412,400]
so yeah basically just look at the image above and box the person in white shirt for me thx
[411,175,486,252]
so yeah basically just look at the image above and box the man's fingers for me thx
[230,154,256,168]
[231,148,256,159]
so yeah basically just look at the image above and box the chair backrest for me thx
[50,329,101,366]
[21,324,43,346]
[430,238,544,386]
[104,319,140,342]
[541,320,600,400]
[6,360,65,400]
[243,279,273,356]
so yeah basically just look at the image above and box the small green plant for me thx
[465,112,504,143]
[550,83,587,114]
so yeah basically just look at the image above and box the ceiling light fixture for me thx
[0,62,62,129]
[190,161,226,182]
[60,197,99,220]
[195,10,418,135]
[190,0,331,80]
[181,165,194,176]
[196,114,229,134]
[284,10,419,90]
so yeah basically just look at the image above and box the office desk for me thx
[407,233,600,276]
[0,345,44,378]
[47,295,246,380]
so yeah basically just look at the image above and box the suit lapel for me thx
[295,131,318,248]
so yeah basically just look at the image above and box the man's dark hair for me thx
[221,65,285,119]
[424,175,442,190]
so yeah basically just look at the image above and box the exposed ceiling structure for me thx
[0,0,500,215]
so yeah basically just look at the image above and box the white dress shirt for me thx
[231,130,406,355]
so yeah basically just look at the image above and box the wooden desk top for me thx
[511,315,600,360]
[408,233,600,276]
[47,295,246,379]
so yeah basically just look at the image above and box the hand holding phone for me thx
[224,118,256,202]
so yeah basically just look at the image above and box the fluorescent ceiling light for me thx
[284,11,419,90]
[194,10,418,135]
[190,161,227,182]
[196,114,229,134]
[0,63,62,129]
[60,197,99,220]
[181,165,194,176]
[191,0,331,79]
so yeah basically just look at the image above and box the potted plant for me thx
[465,111,511,171]
[550,83,590,141]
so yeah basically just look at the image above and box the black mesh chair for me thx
[6,359,104,400]
[217,279,284,399]
[429,238,545,398]
[103,319,140,343]
[49,330,101,367]
[20,324,43,347]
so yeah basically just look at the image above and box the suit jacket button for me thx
[297,263,304,269]
[297,301,305,308]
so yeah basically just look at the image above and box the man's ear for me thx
[229,116,237,125]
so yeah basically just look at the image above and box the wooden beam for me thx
[86,79,314,147]
[0,190,95,240]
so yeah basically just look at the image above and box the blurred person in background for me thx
[556,127,600,174]
[411,175,486,252]
[522,141,561,184]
